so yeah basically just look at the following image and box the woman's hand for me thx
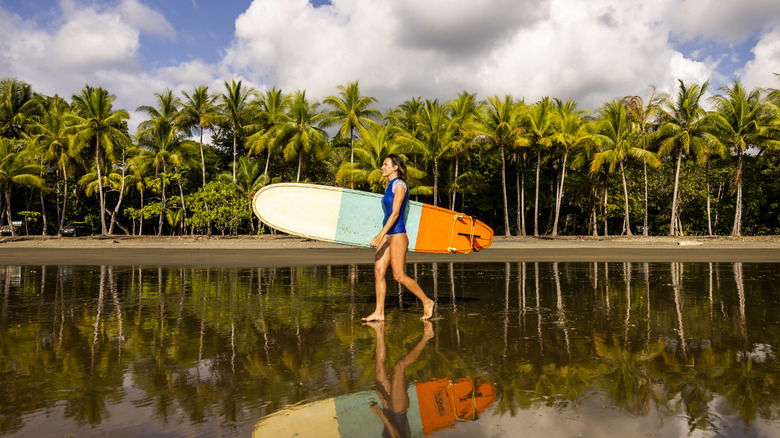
[370,234,383,247]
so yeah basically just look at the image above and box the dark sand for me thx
[1,235,779,266]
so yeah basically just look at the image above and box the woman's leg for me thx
[363,239,391,321]
[388,234,435,319]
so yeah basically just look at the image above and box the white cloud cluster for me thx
[222,0,720,108]
[0,0,180,132]
[1,0,779,137]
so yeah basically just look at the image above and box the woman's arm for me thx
[370,184,406,247]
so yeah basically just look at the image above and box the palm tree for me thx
[0,78,39,139]
[0,138,45,235]
[273,90,329,183]
[218,155,267,232]
[135,118,199,235]
[445,92,482,210]
[336,125,425,193]
[520,97,556,236]
[323,81,381,170]
[654,79,720,236]
[177,85,221,186]
[475,95,524,236]
[396,99,452,206]
[69,85,131,235]
[246,86,291,175]
[220,80,254,182]
[590,100,660,236]
[29,95,76,235]
[709,81,777,236]
[624,88,660,236]
[550,99,589,236]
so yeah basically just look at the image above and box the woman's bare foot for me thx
[362,311,385,321]
[421,320,434,340]
[421,299,434,320]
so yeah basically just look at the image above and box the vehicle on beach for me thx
[0,221,23,236]
[60,222,92,237]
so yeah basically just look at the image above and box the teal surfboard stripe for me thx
[334,188,421,252]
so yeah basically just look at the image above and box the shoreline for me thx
[1,235,779,266]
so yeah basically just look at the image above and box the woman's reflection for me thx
[365,320,434,438]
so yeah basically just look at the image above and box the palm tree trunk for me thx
[108,176,126,235]
[706,161,713,236]
[642,162,648,236]
[199,126,206,186]
[516,155,525,236]
[58,165,68,235]
[669,149,683,236]
[433,157,439,207]
[500,144,510,236]
[232,130,237,182]
[4,188,15,237]
[176,170,188,234]
[619,160,632,236]
[158,180,166,237]
[534,147,541,236]
[296,147,303,183]
[592,190,598,236]
[552,151,568,236]
[603,184,609,236]
[95,146,108,235]
[264,146,272,175]
[731,151,743,236]
[451,155,459,210]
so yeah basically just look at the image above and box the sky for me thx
[1,0,779,135]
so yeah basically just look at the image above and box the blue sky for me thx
[1,0,779,134]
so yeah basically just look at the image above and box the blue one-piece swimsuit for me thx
[382,178,408,235]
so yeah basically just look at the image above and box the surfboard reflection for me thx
[253,321,495,437]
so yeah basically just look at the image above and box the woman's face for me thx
[381,157,398,178]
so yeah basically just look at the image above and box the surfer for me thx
[363,154,435,321]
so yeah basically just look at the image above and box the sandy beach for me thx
[1,234,779,266]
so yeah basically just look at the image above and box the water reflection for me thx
[254,321,495,437]
[0,262,778,437]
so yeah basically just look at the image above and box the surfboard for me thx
[252,378,496,437]
[252,183,493,254]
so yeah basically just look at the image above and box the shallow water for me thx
[0,262,779,437]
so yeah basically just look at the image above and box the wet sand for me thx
[1,234,779,266]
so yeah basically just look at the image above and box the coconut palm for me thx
[653,80,720,236]
[709,81,778,236]
[385,96,424,138]
[246,86,291,175]
[177,85,221,186]
[590,100,660,236]
[336,124,425,193]
[396,99,453,206]
[624,88,661,236]
[445,92,482,210]
[521,97,557,236]
[78,144,133,235]
[69,85,131,235]
[273,90,329,183]
[323,81,381,170]
[550,99,589,236]
[135,118,199,235]
[0,138,45,235]
[0,78,39,139]
[29,95,77,234]
[220,80,254,182]
[475,95,525,236]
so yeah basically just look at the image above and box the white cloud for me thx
[741,25,780,91]
[667,0,780,43]
[221,0,719,110]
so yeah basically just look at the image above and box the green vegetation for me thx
[1,76,779,236]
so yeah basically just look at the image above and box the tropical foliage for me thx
[1,75,780,236]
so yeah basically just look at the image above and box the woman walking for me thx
[363,154,435,321]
